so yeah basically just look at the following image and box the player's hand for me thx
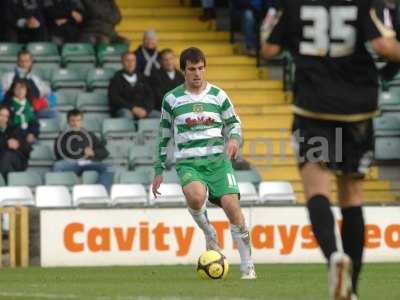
[84,147,95,158]
[225,139,240,160]
[71,11,83,23]
[152,175,163,198]
[132,106,147,119]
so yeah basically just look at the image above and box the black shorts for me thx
[292,115,373,178]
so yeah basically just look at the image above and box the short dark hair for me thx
[121,51,136,61]
[67,109,83,121]
[159,48,174,59]
[17,49,32,59]
[13,78,29,90]
[180,47,206,70]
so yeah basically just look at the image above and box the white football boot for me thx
[241,264,257,280]
[329,252,353,300]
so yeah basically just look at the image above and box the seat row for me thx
[0,181,296,208]
[0,42,127,70]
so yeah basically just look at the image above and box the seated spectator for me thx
[135,30,160,77]
[0,105,32,180]
[2,49,59,120]
[4,0,48,43]
[150,49,184,112]
[199,0,216,22]
[3,79,40,145]
[108,51,159,119]
[53,109,113,190]
[232,0,265,56]
[43,0,85,45]
[80,0,126,45]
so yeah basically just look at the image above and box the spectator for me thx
[3,79,40,145]
[232,0,265,56]
[108,51,159,119]
[2,49,59,120]
[4,0,48,43]
[53,109,113,190]
[43,0,85,45]
[80,0,125,45]
[0,105,32,179]
[199,0,216,22]
[150,49,184,112]
[135,30,160,77]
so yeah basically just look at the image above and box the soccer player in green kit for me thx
[152,47,256,279]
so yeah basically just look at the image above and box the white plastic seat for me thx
[35,186,72,207]
[111,184,147,207]
[0,186,34,206]
[72,184,110,207]
[148,183,186,206]
[258,181,296,204]
[238,182,259,204]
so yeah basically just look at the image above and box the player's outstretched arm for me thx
[153,95,173,197]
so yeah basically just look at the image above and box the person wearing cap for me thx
[135,30,161,77]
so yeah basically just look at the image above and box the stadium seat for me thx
[104,143,130,166]
[51,68,86,91]
[238,182,259,205]
[148,183,185,206]
[82,171,98,184]
[55,90,78,112]
[379,88,400,112]
[83,117,102,136]
[0,43,23,68]
[162,169,180,183]
[258,181,296,204]
[374,114,400,135]
[7,171,43,188]
[86,68,116,91]
[235,169,262,185]
[72,184,110,207]
[29,144,55,167]
[133,166,155,180]
[39,118,61,139]
[27,42,60,69]
[375,137,400,160]
[62,43,96,71]
[0,186,35,206]
[32,66,54,83]
[128,144,154,168]
[102,118,136,139]
[45,172,79,188]
[137,119,160,139]
[117,169,150,185]
[111,184,148,207]
[0,174,5,186]
[76,91,109,112]
[97,43,128,69]
[35,186,72,207]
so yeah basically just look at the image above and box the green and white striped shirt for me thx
[154,82,242,175]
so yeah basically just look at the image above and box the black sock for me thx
[341,206,365,294]
[307,195,338,261]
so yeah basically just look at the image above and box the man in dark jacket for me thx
[135,30,160,77]
[80,0,124,45]
[43,0,85,44]
[4,0,48,43]
[53,109,113,190]
[0,105,32,179]
[108,51,159,119]
[150,49,184,112]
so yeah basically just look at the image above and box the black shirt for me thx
[266,0,396,121]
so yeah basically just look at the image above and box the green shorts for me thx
[176,154,240,206]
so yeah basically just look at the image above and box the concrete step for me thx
[117,18,211,31]
[121,7,201,17]
[117,0,180,8]
[121,31,229,42]
[241,115,293,130]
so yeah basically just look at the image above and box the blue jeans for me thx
[53,160,114,191]
[242,9,257,50]
[37,108,61,122]
[117,108,161,119]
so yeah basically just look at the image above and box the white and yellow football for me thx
[197,250,229,280]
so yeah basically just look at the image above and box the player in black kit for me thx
[261,1,400,299]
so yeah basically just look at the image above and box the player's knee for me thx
[186,190,206,210]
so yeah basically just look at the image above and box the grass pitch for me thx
[0,264,399,300]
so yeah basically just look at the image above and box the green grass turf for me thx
[0,263,399,300]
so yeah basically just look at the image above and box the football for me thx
[197,250,229,280]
